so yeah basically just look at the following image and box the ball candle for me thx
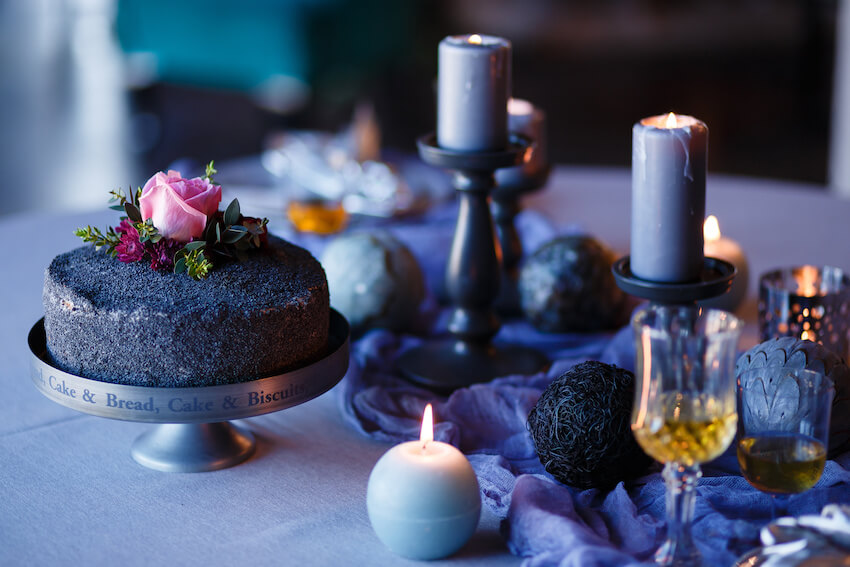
[437,34,511,151]
[366,404,481,560]
[700,215,749,312]
[631,112,708,283]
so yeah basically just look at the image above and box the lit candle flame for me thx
[797,265,820,297]
[468,34,483,45]
[664,112,678,129]
[420,404,434,448]
[508,98,534,116]
[704,215,721,242]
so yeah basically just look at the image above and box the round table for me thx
[0,165,844,566]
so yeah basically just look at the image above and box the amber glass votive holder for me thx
[758,266,850,359]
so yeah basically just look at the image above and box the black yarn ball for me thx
[519,235,629,333]
[527,361,652,489]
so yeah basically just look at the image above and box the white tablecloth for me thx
[1,166,844,566]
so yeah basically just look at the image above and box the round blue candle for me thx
[366,406,481,560]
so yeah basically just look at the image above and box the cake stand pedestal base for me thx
[131,422,255,473]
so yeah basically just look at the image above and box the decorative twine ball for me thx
[519,235,629,333]
[736,337,850,456]
[321,231,425,335]
[527,361,652,489]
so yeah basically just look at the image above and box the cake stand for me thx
[28,310,350,473]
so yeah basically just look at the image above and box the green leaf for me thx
[174,257,187,274]
[125,202,143,223]
[184,240,206,252]
[223,199,240,226]
[222,228,247,244]
[204,160,217,183]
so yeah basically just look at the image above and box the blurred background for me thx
[0,0,843,216]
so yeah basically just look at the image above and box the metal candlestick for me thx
[612,256,737,305]
[397,134,548,391]
[492,164,551,315]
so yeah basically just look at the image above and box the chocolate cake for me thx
[43,235,329,387]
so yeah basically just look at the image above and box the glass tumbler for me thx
[737,367,833,516]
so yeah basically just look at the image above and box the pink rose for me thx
[139,170,222,242]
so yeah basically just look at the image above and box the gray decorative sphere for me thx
[321,231,425,335]
[736,337,850,455]
[519,235,629,332]
[527,361,652,489]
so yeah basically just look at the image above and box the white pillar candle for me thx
[437,34,511,151]
[701,215,749,312]
[496,98,548,186]
[631,112,708,282]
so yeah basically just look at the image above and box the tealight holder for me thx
[396,133,548,391]
[758,265,850,359]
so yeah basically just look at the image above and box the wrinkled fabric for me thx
[338,328,850,566]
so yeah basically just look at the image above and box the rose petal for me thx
[143,184,207,242]
[183,178,222,217]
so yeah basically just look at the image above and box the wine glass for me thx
[737,367,833,517]
[632,304,743,566]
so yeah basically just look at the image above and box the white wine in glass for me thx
[633,392,737,467]
[632,305,742,566]
[736,368,833,514]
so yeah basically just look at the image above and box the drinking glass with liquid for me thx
[737,367,833,515]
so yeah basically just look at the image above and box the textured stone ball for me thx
[736,337,850,456]
[519,235,629,333]
[321,231,425,334]
[527,361,652,489]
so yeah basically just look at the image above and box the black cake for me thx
[43,236,329,387]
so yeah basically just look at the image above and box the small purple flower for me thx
[146,238,182,272]
[115,219,137,237]
[116,236,145,263]
[115,222,145,263]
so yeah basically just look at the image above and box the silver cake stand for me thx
[28,310,350,473]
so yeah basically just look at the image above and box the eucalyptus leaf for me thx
[224,199,241,226]
[222,229,247,244]
[184,241,206,252]
[124,202,143,223]
[174,257,187,274]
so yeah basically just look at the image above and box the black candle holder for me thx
[612,256,736,305]
[492,163,551,316]
[396,133,549,391]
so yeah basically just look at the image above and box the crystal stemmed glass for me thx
[632,304,743,566]
[737,367,833,517]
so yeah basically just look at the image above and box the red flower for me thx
[146,238,182,272]
[115,221,145,263]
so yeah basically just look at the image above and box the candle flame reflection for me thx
[664,112,678,129]
[420,404,434,448]
[468,34,483,45]
[704,215,721,242]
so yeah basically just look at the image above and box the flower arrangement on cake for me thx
[74,161,268,279]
